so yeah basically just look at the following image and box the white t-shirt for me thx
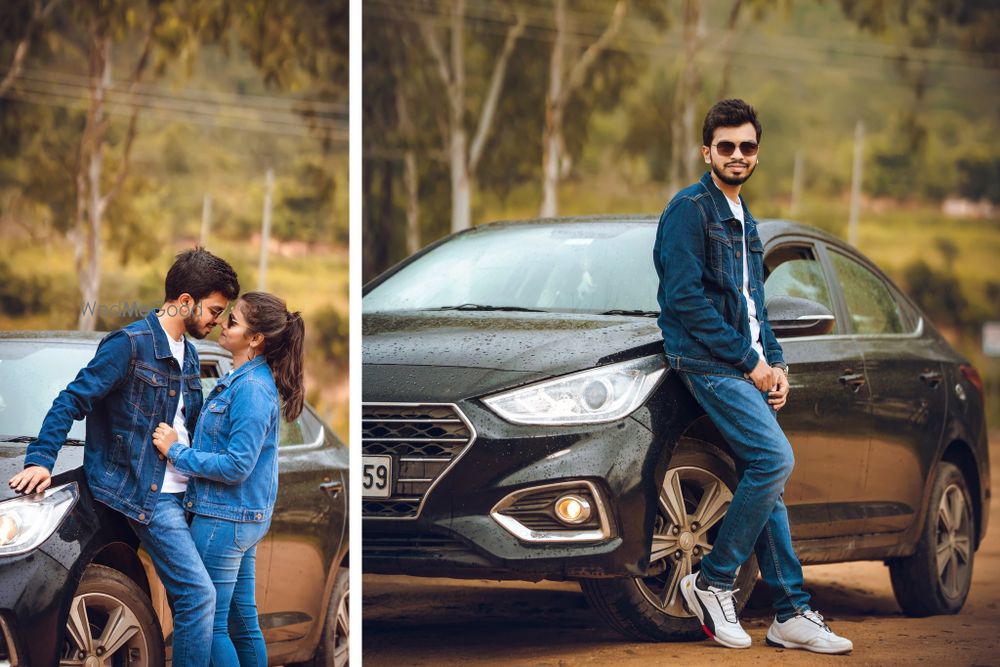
[717,186,765,364]
[156,317,190,493]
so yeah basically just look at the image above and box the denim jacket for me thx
[26,311,204,524]
[168,356,279,523]
[653,171,784,379]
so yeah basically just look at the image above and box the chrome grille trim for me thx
[362,402,477,519]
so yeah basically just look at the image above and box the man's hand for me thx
[152,422,179,457]
[768,367,790,411]
[8,466,52,494]
[748,358,777,392]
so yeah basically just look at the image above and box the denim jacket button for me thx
[186,501,193,508]
[158,454,165,461]
[138,513,145,521]
[169,389,177,397]
[150,483,158,491]
[256,513,263,520]
[735,250,741,258]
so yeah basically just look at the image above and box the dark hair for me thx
[164,247,240,302]
[239,291,305,422]
[702,98,762,147]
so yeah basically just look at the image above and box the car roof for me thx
[468,214,847,248]
[0,330,228,354]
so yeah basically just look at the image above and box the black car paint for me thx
[0,333,348,666]
[362,216,990,581]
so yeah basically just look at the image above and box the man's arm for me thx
[163,380,273,485]
[11,331,132,493]
[658,198,760,373]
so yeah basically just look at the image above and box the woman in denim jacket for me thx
[152,292,305,666]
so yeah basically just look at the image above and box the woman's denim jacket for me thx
[168,356,279,523]
[653,171,784,379]
[25,311,203,524]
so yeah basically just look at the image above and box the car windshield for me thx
[0,342,95,442]
[364,222,661,315]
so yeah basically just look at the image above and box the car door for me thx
[258,404,348,650]
[764,238,872,539]
[826,249,947,533]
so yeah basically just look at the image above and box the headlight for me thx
[0,482,79,557]
[483,355,666,425]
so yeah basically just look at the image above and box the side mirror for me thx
[767,295,835,337]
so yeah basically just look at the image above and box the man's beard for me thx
[712,159,755,186]
[183,311,208,339]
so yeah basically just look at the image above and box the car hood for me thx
[363,311,664,398]
[0,443,83,502]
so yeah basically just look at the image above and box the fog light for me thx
[554,494,592,525]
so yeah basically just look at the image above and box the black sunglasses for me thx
[712,140,759,157]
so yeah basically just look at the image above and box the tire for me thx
[889,462,975,616]
[581,441,758,641]
[59,563,165,666]
[294,566,349,667]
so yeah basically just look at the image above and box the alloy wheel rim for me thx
[333,586,350,664]
[936,483,972,600]
[635,465,733,617]
[59,592,149,667]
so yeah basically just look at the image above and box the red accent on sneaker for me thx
[702,624,716,639]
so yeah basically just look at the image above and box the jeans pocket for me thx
[234,520,270,552]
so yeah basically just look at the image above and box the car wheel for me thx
[59,563,164,667]
[581,441,758,641]
[292,565,349,667]
[889,461,975,616]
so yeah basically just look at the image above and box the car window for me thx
[764,245,836,329]
[0,343,94,441]
[829,251,906,335]
[364,223,661,314]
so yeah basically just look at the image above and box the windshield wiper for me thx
[600,309,659,317]
[429,304,547,313]
[1,435,84,445]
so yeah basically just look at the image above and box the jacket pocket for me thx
[105,431,130,473]
[707,224,733,277]
[127,364,166,418]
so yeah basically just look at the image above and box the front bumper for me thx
[362,384,691,580]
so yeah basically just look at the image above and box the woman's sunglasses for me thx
[712,141,759,157]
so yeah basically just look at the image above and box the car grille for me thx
[362,403,475,518]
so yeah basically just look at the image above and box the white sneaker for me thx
[765,610,853,654]
[679,572,751,649]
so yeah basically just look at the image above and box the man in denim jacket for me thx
[9,248,239,666]
[655,99,852,654]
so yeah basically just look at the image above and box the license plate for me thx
[362,456,393,498]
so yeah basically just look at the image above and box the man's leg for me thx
[679,371,803,596]
[753,493,811,620]
[128,493,214,667]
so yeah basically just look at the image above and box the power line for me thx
[1,88,348,141]
[364,0,999,90]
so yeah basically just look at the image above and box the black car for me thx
[0,332,349,666]
[362,216,990,641]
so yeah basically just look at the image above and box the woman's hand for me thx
[152,422,179,456]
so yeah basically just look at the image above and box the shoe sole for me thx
[680,576,751,650]
[765,635,852,654]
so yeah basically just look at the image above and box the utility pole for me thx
[848,120,864,247]
[790,151,804,218]
[200,193,212,247]
[258,169,274,291]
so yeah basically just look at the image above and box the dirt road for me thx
[362,437,1000,666]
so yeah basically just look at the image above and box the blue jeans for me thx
[191,515,270,666]
[128,492,214,667]
[679,371,811,621]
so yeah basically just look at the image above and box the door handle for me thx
[919,371,943,388]
[838,370,866,393]
[320,480,343,498]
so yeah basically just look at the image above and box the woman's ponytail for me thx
[239,292,306,421]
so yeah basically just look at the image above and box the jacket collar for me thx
[144,310,176,360]
[698,171,753,225]
[217,355,267,390]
